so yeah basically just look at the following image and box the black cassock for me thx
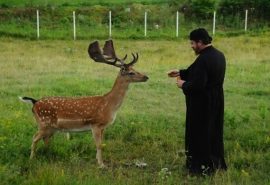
[179,46,227,174]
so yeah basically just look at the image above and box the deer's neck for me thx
[105,74,130,110]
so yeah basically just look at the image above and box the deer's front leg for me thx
[92,127,105,168]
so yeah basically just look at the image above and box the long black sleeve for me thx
[179,69,189,80]
[181,58,208,96]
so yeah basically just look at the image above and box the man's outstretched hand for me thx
[167,70,179,77]
[167,70,185,88]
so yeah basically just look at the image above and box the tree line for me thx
[169,0,270,21]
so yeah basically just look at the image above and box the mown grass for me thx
[0,35,270,185]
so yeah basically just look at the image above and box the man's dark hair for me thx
[189,28,212,45]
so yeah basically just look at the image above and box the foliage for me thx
[219,0,270,20]
[178,0,217,19]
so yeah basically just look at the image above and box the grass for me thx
[0,35,270,184]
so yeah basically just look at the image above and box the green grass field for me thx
[0,35,270,185]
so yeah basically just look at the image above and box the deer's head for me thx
[88,40,149,83]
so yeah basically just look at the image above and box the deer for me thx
[20,40,149,168]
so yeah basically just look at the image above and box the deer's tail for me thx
[19,96,37,104]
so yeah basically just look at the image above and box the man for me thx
[168,28,227,175]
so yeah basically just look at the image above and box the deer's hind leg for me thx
[43,129,55,148]
[30,128,55,159]
[31,111,56,158]
[30,130,44,159]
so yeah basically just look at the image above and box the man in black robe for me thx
[168,28,227,175]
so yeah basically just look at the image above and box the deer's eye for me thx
[128,72,136,76]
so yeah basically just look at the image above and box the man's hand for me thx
[176,76,185,88]
[167,69,179,78]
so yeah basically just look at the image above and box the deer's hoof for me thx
[98,163,107,169]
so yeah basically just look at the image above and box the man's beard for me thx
[193,48,200,55]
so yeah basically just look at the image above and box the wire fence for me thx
[0,8,269,40]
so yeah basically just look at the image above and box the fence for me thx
[0,8,267,40]
[38,10,253,40]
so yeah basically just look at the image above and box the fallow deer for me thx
[20,40,148,167]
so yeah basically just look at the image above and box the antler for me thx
[103,40,116,60]
[88,40,138,68]
[125,53,138,67]
[88,40,121,67]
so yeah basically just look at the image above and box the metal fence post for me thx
[36,10,40,39]
[73,11,76,40]
[109,11,112,38]
[245,9,248,32]
[144,11,147,37]
[213,11,216,35]
[176,11,179,37]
